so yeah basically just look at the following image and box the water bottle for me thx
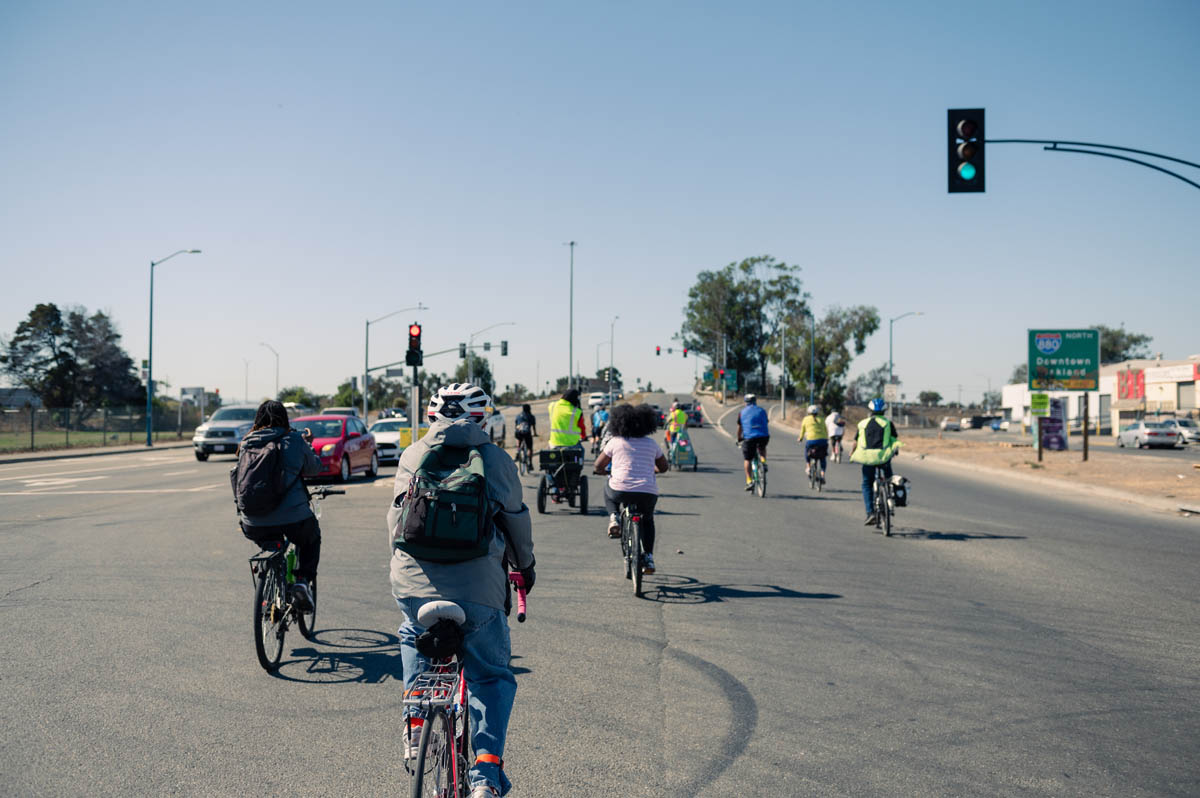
[286,548,297,584]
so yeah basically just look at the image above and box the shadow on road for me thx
[642,574,841,605]
[771,493,852,502]
[891,527,1027,541]
[271,628,401,684]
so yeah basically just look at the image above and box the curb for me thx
[0,441,193,465]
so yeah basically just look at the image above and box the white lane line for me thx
[0,485,221,496]
[162,470,198,477]
[21,476,108,488]
[0,457,198,483]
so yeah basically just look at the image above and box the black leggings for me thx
[242,515,321,581]
[604,485,658,554]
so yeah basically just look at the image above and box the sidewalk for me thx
[0,440,193,465]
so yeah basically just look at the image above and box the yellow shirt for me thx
[798,415,828,441]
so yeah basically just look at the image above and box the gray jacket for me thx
[387,419,534,611]
[237,427,323,528]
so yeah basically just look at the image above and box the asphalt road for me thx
[2,403,1198,797]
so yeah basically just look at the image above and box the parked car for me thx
[191,404,258,461]
[1160,417,1199,445]
[960,416,975,430]
[290,414,378,481]
[484,407,505,447]
[321,406,360,417]
[939,416,961,431]
[1117,420,1180,449]
[377,406,407,420]
[369,417,406,463]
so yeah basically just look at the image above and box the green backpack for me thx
[393,443,494,563]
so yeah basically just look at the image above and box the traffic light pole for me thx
[986,139,1200,191]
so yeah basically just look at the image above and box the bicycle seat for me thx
[417,600,466,628]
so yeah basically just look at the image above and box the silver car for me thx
[1117,420,1181,449]
[1159,417,1199,445]
[192,405,257,461]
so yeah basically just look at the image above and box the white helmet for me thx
[743,394,756,404]
[807,404,819,415]
[427,383,491,425]
[671,401,680,410]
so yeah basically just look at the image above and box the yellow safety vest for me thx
[667,408,688,432]
[849,416,901,465]
[549,400,583,447]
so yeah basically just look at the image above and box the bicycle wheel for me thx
[809,459,818,491]
[620,515,632,579]
[536,475,548,514]
[578,476,588,515]
[297,575,317,640]
[630,519,643,597]
[881,479,892,537]
[517,448,527,476]
[755,458,767,498]
[410,709,453,798]
[253,567,286,671]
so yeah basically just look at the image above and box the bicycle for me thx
[617,503,645,598]
[831,435,844,464]
[515,437,533,476]
[871,466,893,536]
[808,452,822,492]
[405,573,528,797]
[591,425,605,455]
[247,485,343,672]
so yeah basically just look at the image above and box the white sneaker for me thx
[403,721,423,760]
[607,513,620,538]
[469,786,500,798]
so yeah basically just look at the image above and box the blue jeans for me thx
[397,597,516,795]
[804,440,828,473]
[861,461,893,514]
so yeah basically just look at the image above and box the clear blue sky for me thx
[2,0,1197,406]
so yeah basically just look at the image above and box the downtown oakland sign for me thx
[1028,329,1101,391]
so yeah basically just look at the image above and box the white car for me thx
[587,392,607,408]
[192,405,257,461]
[484,408,505,447]
[1160,417,1199,445]
[939,416,960,431]
[368,418,408,463]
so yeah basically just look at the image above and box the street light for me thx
[609,315,619,401]
[146,248,201,446]
[243,358,250,402]
[467,322,516,388]
[260,342,279,399]
[889,311,923,418]
[365,304,428,420]
[564,241,576,391]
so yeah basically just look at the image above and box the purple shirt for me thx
[603,436,663,494]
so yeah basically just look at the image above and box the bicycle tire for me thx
[621,515,632,579]
[297,575,317,640]
[517,447,527,476]
[631,519,643,597]
[881,479,892,537]
[410,709,453,798]
[536,476,547,514]
[755,459,767,498]
[578,476,588,515]
[253,567,286,671]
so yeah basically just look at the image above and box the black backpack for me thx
[393,443,494,563]
[230,434,297,515]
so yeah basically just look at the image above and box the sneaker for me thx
[607,513,621,538]
[469,787,500,798]
[745,478,754,491]
[642,552,656,574]
[403,719,424,761]
[864,513,878,526]
[291,580,314,611]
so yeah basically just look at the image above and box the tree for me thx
[918,391,942,406]
[1009,363,1027,385]
[330,380,362,408]
[594,366,622,384]
[982,390,1001,411]
[847,362,893,406]
[454,353,494,394]
[679,255,809,392]
[1,303,143,415]
[1094,323,1152,364]
[769,305,880,411]
[278,385,321,406]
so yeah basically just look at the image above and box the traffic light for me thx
[483,341,491,352]
[459,342,467,358]
[718,369,725,378]
[948,108,985,193]
[406,323,423,366]
[682,347,688,358]
[656,346,660,356]
[500,340,508,356]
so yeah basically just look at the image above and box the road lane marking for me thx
[0,484,220,496]
[0,457,200,483]
[21,476,108,488]
[162,470,198,477]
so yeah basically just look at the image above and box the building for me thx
[1000,356,1200,436]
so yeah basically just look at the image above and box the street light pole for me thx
[243,358,249,402]
[888,311,923,418]
[260,342,279,399]
[365,304,428,420]
[146,248,201,446]
[565,241,575,391]
[609,315,619,401]
[467,321,516,389]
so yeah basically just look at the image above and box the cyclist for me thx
[591,403,610,450]
[796,404,829,484]
[387,383,536,798]
[593,404,669,573]
[850,398,902,525]
[663,400,688,450]
[237,400,322,610]
[736,394,770,490]
[548,388,587,449]
[825,408,846,459]
[514,403,537,461]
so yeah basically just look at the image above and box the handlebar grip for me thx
[508,572,528,623]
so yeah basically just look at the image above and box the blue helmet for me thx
[868,398,887,413]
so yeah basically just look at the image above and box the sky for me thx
[2,0,1197,407]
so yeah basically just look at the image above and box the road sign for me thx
[703,369,713,382]
[883,383,899,402]
[1028,329,1100,390]
[385,368,406,377]
[724,369,738,391]
[1030,393,1050,417]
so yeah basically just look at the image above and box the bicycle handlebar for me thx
[309,487,346,497]
[507,572,528,622]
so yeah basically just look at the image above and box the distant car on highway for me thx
[321,406,360,417]
[1160,417,1199,445]
[290,414,377,481]
[1117,420,1180,449]
[939,416,961,431]
[484,407,505,447]
[587,392,606,408]
[192,404,257,461]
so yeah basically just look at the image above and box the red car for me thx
[290,415,378,482]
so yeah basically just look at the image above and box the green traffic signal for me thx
[958,162,977,180]
[948,108,985,193]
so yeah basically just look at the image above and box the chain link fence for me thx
[0,404,203,453]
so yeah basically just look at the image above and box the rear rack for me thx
[403,660,461,712]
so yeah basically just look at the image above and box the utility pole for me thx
[780,324,787,419]
[566,241,576,391]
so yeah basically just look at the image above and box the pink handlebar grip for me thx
[508,572,528,623]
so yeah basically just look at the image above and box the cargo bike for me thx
[535,446,589,515]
